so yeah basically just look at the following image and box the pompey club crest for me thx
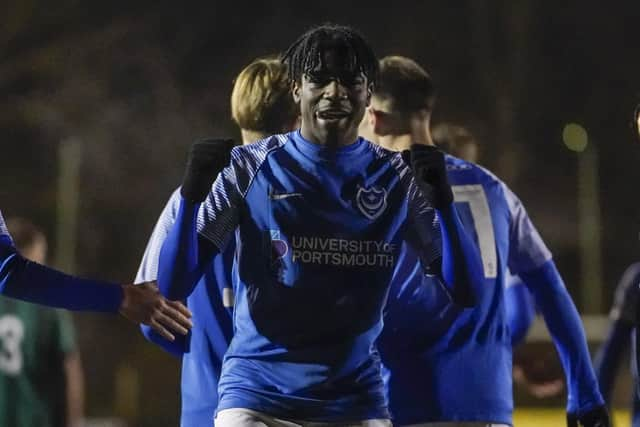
[356,186,388,220]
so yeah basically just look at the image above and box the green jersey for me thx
[0,296,77,427]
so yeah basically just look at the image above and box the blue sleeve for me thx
[157,158,241,301]
[505,281,536,346]
[520,259,604,413]
[436,204,485,307]
[158,199,213,300]
[0,235,122,312]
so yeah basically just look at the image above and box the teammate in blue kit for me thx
[593,105,640,426]
[156,24,485,426]
[136,56,299,427]
[0,209,191,340]
[361,55,608,427]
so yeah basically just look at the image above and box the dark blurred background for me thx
[1,1,639,425]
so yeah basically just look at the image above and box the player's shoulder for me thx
[445,154,504,187]
[230,133,289,163]
[365,139,408,171]
[621,262,640,285]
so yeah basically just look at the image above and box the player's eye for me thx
[306,72,331,86]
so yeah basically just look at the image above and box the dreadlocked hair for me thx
[281,23,379,87]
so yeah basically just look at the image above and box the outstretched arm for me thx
[0,210,192,340]
[520,261,605,421]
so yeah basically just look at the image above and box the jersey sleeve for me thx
[503,183,552,274]
[393,153,441,268]
[157,146,248,300]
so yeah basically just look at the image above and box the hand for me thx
[181,138,236,203]
[402,144,453,210]
[119,281,193,341]
[566,405,610,427]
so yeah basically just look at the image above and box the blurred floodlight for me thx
[562,123,588,152]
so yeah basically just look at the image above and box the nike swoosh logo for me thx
[269,192,303,200]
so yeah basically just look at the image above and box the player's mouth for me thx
[316,109,350,122]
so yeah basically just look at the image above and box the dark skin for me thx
[292,49,372,148]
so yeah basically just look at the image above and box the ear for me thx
[365,83,373,106]
[292,81,301,103]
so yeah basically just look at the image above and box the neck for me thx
[300,125,358,148]
[377,115,434,152]
[241,129,269,145]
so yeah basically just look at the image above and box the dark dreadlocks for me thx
[281,23,379,87]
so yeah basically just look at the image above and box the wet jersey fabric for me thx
[158,131,448,422]
[0,292,77,427]
[136,190,235,427]
[378,155,556,425]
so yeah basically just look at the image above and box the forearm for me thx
[437,204,484,307]
[158,197,215,300]
[593,320,631,404]
[64,352,84,427]
[521,260,604,413]
[0,237,122,312]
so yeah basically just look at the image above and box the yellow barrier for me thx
[513,408,629,426]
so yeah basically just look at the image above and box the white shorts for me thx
[214,408,392,427]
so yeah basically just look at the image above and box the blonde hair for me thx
[231,57,298,134]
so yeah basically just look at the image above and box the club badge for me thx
[356,186,388,220]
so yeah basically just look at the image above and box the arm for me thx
[53,309,84,427]
[0,235,123,312]
[136,190,190,355]
[64,351,84,427]
[520,260,604,414]
[0,210,192,339]
[435,203,485,307]
[593,263,640,403]
[404,146,484,307]
[503,184,607,425]
[157,138,238,302]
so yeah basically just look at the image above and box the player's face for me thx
[294,49,371,147]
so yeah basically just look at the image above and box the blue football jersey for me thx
[378,155,551,425]
[136,190,235,427]
[175,131,443,422]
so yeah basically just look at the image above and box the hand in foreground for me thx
[566,405,610,427]
[402,145,453,210]
[181,138,236,203]
[119,281,192,341]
